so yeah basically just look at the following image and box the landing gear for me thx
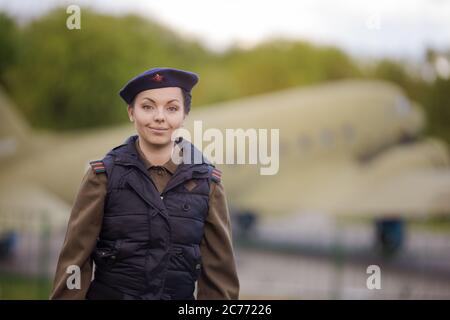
[0,231,17,259]
[231,210,258,240]
[375,218,405,256]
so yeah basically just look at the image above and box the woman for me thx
[50,67,239,300]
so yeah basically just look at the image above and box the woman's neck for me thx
[138,137,174,166]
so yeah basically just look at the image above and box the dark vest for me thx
[87,135,215,300]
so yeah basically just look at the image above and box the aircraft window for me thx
[320,129,334,147]
[298,134,312,150]
[342,124,355,143]
[279,140,288,154]
[395,96,411,117]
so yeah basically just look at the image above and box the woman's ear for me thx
[127,105,134,122]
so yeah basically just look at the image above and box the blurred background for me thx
[0,0,450,299]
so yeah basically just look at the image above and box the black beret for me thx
[119,67,199,105]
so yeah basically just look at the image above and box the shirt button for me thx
[157,168,163,176]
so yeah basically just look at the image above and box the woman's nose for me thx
[154,108,165,122]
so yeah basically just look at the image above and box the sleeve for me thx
[49,167,107,299]
[196,180,240,300]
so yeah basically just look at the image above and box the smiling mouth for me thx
[148,127,169,131]
[147,127,169,134]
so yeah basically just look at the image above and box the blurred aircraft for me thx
[0,79,449,254]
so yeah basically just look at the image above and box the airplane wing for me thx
[331,169,450,217]
[225,138,450,218]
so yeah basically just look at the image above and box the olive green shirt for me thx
[50,138,239,299]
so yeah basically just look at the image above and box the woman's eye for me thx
[168,106,179,112]
[142,105,153,110]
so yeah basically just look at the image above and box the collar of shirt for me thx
[135,137,178,174]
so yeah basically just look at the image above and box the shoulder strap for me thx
[88,154,116,188]
[208,164,222,184]
[89,160,106,174]
[101,154,116,193]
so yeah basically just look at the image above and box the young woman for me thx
[50,67,239,300]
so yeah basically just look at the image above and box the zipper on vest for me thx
[120,161,165,205]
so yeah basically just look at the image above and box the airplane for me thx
[0,79,449,256]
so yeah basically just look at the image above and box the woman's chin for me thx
[142,134,171,146]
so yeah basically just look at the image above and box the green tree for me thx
[4,8,209,130]
[0,12,18,88]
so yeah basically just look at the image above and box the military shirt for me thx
[50,138,239,299]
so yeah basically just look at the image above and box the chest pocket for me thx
[184,180,197,192]
[165,178,209,222]
[106,169,157,214]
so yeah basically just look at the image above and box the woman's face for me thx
[128,87,186,147]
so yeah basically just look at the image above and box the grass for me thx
[0,273,52,300]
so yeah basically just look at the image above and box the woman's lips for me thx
[147,127,169,134]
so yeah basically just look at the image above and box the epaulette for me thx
[89,160,106,174]
[210,167,222,183]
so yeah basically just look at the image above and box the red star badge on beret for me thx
[152,73,164,82]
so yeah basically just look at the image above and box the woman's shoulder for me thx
[79,160,108,193]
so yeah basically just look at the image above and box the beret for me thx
[119,67,199,104]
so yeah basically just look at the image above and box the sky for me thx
[1,0,449,61]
